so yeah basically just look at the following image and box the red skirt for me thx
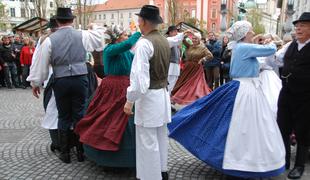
[171,62,211,105]
[75,76,130,151]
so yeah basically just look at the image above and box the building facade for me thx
[257,0,279,34]
[277,0,310,37]
[196,0,237,33]
[75,0,167,30]
[0,0,57,32]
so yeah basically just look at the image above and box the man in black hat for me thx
[124,5,171,180]
[27,7,105,164]
[276,12,310,179]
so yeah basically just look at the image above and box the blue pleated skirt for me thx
[168,80,285,178]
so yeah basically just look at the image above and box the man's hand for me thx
[124,101,134,115]
[32,86,40,98]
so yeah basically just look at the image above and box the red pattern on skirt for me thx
[171,62,211,105]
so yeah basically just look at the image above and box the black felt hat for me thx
[166,25,178,35]
[293,12,310,25]
[48,16,58,28]
[55,7,76,20]
[135,5,163,24]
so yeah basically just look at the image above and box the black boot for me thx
[287,166,304,179]
[49,130,60,152]
[161,172,168,180]
[58,130,71,163]
[73,132,84,162]
[288,144,308,179]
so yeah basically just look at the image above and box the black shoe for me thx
[76,150,85,162]
[161,172,168,180]
[287,166,304,179]
[59,153,71,164]
[50,143,60,152]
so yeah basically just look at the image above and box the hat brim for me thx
[135,13,163,24]
[293,19,310,25]
[55,15,76,20]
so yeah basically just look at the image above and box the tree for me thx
[0,2,9,31]
[167,0,177,25]
[246,9,265,34]
[54,0,67,8]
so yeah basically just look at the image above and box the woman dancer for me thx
[75,26,141,168]
[168,21,285,179]
[171,32,213,107]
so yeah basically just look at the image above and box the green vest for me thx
[144,30,171,89]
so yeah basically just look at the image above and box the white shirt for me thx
[167,33,184,48]
[27,25,106,87]
[127,38,171,127]
[275,38,310,64]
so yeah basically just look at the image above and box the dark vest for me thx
[144,30,171,89]
[282,40,310,93]
[49,27,87,78]
[170,45,180,64]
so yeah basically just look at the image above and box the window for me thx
[103,14,106,19]
[30,9,36,17]
[120,22,123,26]
[50,2,53,8]
[111,14,114,19]
[30,0,34,2]
[99,14,102,20]
[120,13,123,18]
[10,8,15,17]
[129,12,132,18]
[191,9,196,18]
[94,14,96,20]
[211,8,216,19]
[21,8,26,17]
[212,23,216,31]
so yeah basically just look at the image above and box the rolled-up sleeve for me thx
[82,25,106,52]
[167,33,184,48]
[126,39,154,103]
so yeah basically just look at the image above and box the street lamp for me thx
[283,0,295,40]
[238,2,247,21]
[220,0,227,34]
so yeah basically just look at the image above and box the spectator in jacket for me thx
[20,37,35,89]
[204,32,222,89]
[0,36,20,89]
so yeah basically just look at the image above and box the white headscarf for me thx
[227,20,252,41]
[227,20,252,49]
[193,32,202,40]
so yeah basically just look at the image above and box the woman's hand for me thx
[124,101,134,115]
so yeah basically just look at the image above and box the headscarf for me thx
[193,32,202,40]
[227,20,252,49]
[104,25,126,44]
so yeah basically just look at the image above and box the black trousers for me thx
[277,87,310,167]
[21,65,30,87]
[53,75,88,130]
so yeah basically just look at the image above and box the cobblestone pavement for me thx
[0,88,309,180]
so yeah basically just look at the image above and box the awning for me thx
[176,22,203,36]
[13,17,48,33]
